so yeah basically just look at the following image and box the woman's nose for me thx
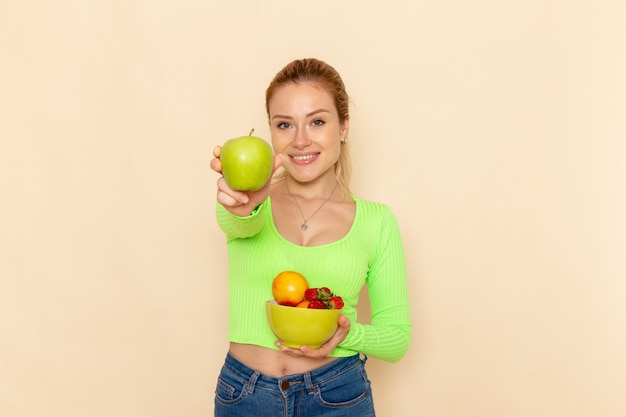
[292,126,311,148]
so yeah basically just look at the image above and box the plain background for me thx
[1,1,625,416]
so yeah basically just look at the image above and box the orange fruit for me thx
[296,300,310,308]
[272,271,309,306]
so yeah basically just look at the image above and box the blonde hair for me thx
[265,58,352,194]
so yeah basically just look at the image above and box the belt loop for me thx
[303,372,315,394]
[246,371,260,394]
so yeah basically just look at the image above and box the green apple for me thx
[221,129,274,191]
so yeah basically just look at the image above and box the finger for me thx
[273,153,284,172]
[276,342,304,356]
[217,190,244,208]
[217,177,249,204]
[213,146,222,158]
[338,315,351,329]
[297,345,320,357]
[317,317,350,353]
[210,157,222,173]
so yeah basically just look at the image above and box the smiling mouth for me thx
[291,154,318,161]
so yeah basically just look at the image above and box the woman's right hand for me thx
[210,146,283,217]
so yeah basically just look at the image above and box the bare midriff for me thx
[228,342,338,378]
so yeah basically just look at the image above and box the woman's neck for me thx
[283,174,338,200]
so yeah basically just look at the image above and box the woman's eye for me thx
[311,119,325,127]
[277,122,291,129]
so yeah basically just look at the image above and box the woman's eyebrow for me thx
[271,108,330,121]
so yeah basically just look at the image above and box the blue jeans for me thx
[214,352,376,417]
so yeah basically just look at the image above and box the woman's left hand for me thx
[275,315,351,358]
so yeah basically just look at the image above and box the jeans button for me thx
[280,380,290,390]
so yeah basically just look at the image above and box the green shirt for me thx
[216,196,412,362]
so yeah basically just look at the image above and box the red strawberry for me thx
[319,287,332,297]
[317,287,332,303]
[328,296,344,309]
[308,299,326,309]
[304,288,319,301]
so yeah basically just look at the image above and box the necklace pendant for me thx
[285,179,337,234]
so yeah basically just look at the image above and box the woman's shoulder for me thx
[353,195,392,211]
[352,196,398,223]
[349,196,402,250]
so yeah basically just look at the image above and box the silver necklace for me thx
[285,179,337,231]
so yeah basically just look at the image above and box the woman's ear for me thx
[340,117,350,143]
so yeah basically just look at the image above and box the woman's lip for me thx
[289,152,319,164]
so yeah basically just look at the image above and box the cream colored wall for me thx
[1,1,624,416]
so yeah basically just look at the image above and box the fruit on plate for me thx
[220,129,273,191]
[272,271,309,306]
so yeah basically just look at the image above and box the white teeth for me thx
[292,154,316,161]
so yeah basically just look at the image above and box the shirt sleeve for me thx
[339,206,412,362]
[215,199,268,241]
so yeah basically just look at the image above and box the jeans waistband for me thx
[223,352,364,394]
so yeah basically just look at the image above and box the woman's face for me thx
[268,82,349,185]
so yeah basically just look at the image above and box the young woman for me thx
[210,58,411,416]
